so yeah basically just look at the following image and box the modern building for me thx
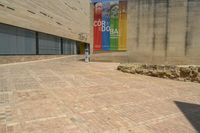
[0,0,90,55]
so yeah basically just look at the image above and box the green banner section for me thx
[110,1,119,51]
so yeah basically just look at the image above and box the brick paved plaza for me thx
[0,57,200,133]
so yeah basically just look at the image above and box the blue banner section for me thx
[91,0,118,3]
[102,2,110,51]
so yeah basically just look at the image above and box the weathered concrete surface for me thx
[127,0,200,65]
[0,58,200,132]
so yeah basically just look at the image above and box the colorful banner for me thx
[94,2,103,51]
[92,0,127,51]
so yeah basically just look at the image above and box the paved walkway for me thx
[0,58,200,133]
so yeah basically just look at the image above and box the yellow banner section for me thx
[118,1,127,51]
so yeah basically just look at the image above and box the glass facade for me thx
[0,23,78,55]
[38,33,61,55]
[63,39,77,55]
[0,24,36,55]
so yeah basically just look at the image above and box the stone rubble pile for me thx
[117,64,200,83]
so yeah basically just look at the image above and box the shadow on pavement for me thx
[174,101,200,132]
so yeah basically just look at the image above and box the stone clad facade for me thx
[0,0,90,43]
[127,0,200,65]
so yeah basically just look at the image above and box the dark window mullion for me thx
[36,32,39,55]
[61,38,64,55]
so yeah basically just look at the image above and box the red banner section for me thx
[94,2,103,51]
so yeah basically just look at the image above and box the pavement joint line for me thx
[5,115,68,126]
[136,112,183,126]
[0,55,80,67]
[24,114,68,124]
[108,95,197,109]
[6,122,19,127]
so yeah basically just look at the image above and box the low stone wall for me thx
[117,64,200,83]
[91,52,129,63]
[0,55,83,64]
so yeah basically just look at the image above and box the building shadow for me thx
[174,101,200,132]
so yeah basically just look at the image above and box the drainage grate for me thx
[7,6,15,11]
[0,3,5,7]
[0,93,9,105]
[0,107,12,123]
[27,10,36,14]
[56,22,62,26]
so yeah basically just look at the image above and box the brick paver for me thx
[0,58,200,133]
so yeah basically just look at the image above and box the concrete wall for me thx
[127,0,200,65]
[0,0,90,43]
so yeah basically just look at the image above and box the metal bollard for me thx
[85,48,90,63]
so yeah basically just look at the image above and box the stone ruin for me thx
[118,64,200,83]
